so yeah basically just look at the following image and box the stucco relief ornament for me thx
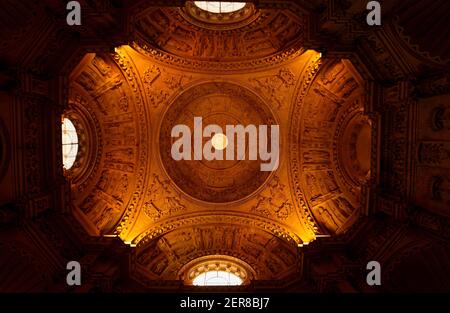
[250,67,295,109]
[143,174,186,221]
[143,65,161,84]
[251,176,293,220]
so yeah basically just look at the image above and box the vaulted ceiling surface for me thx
[66,3,374,283]
[132,4,305,61]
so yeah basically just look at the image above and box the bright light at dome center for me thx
[194,1,246,13]
[211,133,228,150]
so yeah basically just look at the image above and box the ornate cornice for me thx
[288,53,322,234]
[133,213,303,247]
[131,39,306,74]
[110,50,151,238]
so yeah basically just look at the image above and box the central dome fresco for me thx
[159,82,276,203]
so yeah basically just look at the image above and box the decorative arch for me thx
[63,93,101,183]
[289,57,374,236]
[133,220,299,283]
[69,51,151,236]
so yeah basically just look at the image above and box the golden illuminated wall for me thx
[67,48,372,281]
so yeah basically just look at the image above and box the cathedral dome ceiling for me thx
[66,2,374,285]
[3,0,450,293]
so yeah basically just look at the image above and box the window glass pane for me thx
[194,2,246,13]
[193,271,242,286]
[62,118,79,169]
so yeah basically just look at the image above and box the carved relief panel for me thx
[134,224,298,281]
[290,59,370,236]
[414,95,450,216]
[70,53,149,235]
[133,7,304,61]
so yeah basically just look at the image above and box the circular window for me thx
[194,1,246,13]
[62,118,79,169]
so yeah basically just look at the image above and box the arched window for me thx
[180,255,253,286]
[194,1,246,13]
[193,270,243,286]
[62,118,79,169]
